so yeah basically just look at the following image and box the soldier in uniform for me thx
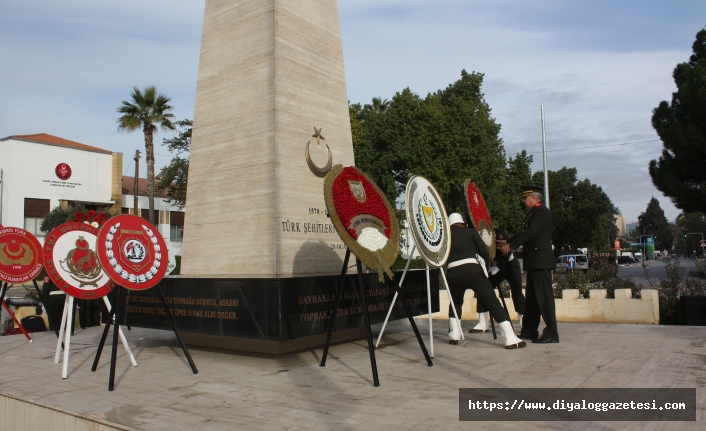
[497,186,558,343]
[446,213,525,349]
[470,227,526,333]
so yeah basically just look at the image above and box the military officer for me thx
[497,186,558,343]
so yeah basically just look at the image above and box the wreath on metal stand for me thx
[324,164,399,282]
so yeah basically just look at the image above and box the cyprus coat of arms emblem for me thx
[348,180,367,203]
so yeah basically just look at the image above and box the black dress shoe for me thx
[532,338,559,344]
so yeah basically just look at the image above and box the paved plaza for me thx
[0,319,704,430]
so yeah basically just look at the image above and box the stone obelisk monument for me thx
[181,0,355,277]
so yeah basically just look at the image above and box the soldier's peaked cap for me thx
[521,185,542,198]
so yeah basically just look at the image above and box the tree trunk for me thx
[144,124,156,226]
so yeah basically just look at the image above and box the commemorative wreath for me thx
[461,180,496,260]
[324,165,400,282]
[405,175,450,268]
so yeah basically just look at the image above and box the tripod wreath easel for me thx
[318,165,432,387]
[376,175,466,353]
[94,214,197,391]
[43,221,138,380]
[51,289,137,379]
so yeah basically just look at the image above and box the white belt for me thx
[447,258,479,269]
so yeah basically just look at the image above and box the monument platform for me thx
[0,321,703,430]
[122,269,438,354]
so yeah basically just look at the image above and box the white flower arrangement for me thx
[357,226,388,251]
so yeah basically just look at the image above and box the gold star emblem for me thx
[312,127,325,145]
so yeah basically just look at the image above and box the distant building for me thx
[0,133,184,261]
[614,214,627,239]
[0,133,121,236]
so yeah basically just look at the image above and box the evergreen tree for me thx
[649,27,706,213]
[636,197,674,251]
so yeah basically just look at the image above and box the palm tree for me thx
[117,86,175,226]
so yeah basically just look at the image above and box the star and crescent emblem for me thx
[305,126,333,177]
[0,239,34,265]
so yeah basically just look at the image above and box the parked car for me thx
[617,256,632,266]
[555,254,589,273]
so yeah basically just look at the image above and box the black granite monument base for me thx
[123,269,439,354]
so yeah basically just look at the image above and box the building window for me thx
[170,211,184,241]
[24,198,50,238]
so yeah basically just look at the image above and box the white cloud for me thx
[2,0,703,223]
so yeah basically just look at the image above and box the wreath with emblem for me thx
[461,180,496,260]
[324,164,399,282]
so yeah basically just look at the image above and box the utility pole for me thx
[133,150,140,216]
[541,105,550,209]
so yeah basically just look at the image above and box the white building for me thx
[0,134,184,260]
[0,133,120,235]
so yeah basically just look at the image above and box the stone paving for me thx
[0,320,704,430]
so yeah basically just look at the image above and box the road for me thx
[616,258,705,287]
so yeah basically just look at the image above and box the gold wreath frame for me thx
[324,164,400,282]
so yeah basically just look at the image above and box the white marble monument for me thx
[181,0,355,277]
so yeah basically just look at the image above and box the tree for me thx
[501,151,534,235]
[649,27,706,213]
[636,197,674,251]
[532,168,619,252]
[158,119,191,210]
[675,211,706,255]
[117,86,175,225]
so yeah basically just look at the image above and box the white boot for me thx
[470,312,489,333]
[499,320,526,349]
[448,318,461,345]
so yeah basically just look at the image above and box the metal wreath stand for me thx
[376,176,467,356]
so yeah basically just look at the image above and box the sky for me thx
[1,0,704,223]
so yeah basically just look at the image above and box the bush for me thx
[553,270,589,298]
[656,260,706,324]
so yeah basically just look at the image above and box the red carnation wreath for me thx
[462,180,496,260]
[324,165,399,281]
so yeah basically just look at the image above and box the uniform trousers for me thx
[521,269,559,340]
[478,259,526,315]
[446,264,510,323]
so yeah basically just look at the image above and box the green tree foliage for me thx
[351,71,516,228]
[636,197,674,251]
[674,211,706,254]
[352,70,620,248]
[158,119,191,210]
[532,168,619,252]
[117,86,176,225]
[649,27,706,213]
[40,204,88,234]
